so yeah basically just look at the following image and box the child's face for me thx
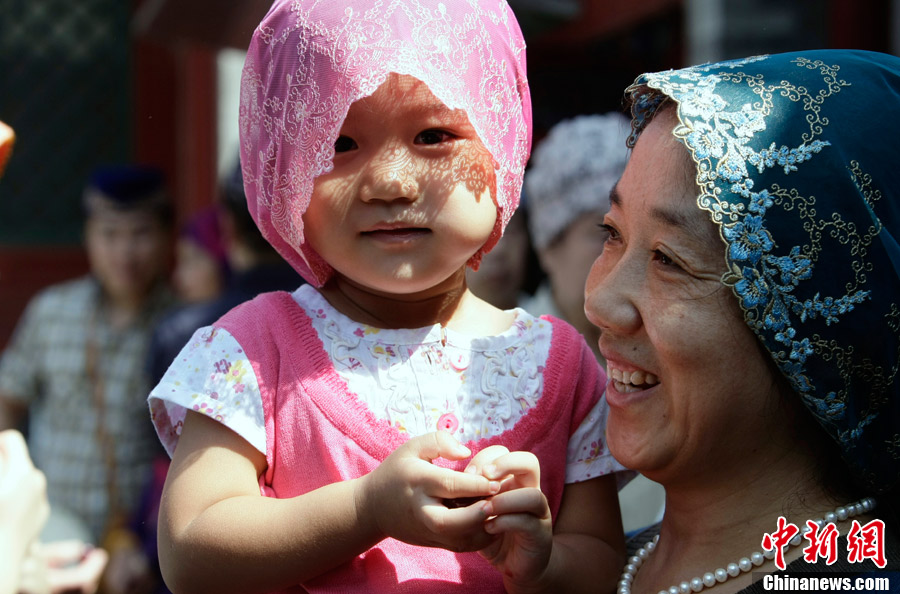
[303,74,497,295]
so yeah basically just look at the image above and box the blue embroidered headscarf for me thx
[626,49,900,494]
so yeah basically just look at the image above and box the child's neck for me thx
[318,270,513,334]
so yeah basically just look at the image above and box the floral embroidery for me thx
[226,359,248,384]
[627,50,900,490]
[437,413,460,434]
[577,440,603,465]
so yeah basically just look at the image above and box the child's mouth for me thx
[362,228,431,242]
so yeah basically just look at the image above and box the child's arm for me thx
[472,448,626,594]
[159,411,499,594]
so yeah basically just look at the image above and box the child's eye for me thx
[334,135,358,153]
[415,129,455,145]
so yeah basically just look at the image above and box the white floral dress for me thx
[149,285,622,483]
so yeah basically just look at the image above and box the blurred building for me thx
[0,0,896,348]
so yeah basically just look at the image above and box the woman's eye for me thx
[334,135,358,153]
[415,129,455,145]
[598,223,619,243]
[653,249,679,269]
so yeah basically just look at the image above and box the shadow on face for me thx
[301,74,502,296]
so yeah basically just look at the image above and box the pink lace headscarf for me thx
[239,0,532,286]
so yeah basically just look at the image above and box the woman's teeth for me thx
[609,367,659,392]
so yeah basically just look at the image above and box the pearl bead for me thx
[738,557,752,572]
[790,534,802,546]
[751,552,765,566]
[763,547,776,560]
[679,581,691,594]
[824,512,837,523]
[625,564,639,575]
[668,587,680,594]
[726,562,740,576]
[702,572,716,587]
[690,577,704,592]
[629,555,643,567]
[619,579,631,588]
[637,548,649,560]
[836,507,848,521]
[618,588,629,594]
[714,568,727,582]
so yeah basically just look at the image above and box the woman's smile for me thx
[607,365,660,394]
[603,358,661,409]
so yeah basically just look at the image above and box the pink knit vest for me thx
[216,291,604,593]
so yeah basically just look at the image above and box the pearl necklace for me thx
[618,497,876,594]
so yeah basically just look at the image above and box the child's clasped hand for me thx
[357,431,501,552]
[357,429,553,580]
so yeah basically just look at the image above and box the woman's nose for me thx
[359,142,420,203]
[584,252,642,335]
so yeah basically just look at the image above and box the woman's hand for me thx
[357,431,500,552]
[467,447,554,590]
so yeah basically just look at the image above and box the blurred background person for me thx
[148,163,302,386]
[522,113,665,536]
[523,113,630,363]
[466,204,542,310]
[171,205,229,304]
[0,123,108,594]
[0,164,174,592]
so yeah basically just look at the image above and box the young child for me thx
[148,2,626,592]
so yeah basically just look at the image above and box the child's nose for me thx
[359,145,420,203]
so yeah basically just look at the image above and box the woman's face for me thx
[584,110,788,485]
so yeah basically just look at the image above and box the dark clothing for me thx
[148,261,302,384]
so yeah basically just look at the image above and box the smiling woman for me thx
[586,49,900,592]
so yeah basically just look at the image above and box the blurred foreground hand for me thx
[18,540,109,594]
